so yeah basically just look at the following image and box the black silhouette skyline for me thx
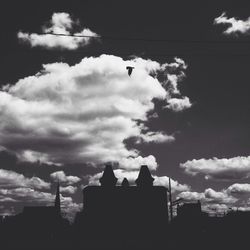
[1,165,250,249]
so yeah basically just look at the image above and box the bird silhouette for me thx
[126,66,134,76]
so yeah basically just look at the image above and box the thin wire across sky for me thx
[39,32,250,44]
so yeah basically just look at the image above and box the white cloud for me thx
[88,169,136,186]
[60,185,77,195]
[0,197,17,203]
[137,131,175,144]
[177,191,205,201]
[226,183,250,194]
[87,169,137,186]
[61,202,82,222]
[119,155,158,170]
[176,183,250,215]
[0,55,190,169]
[148,112,159,119]
[214,12,250,35]
[0,187,54,204]
[18,12,99,50]
[177,188,237,215]
[87,168,190,193]
[178,189,237,204]
[153,176,190,193]
[50,171,81,185]
[180,156,250,180]
[202,203,229,215]
[0,169,50,190]
[165,96,192,112]
[19,150,57,165]
[165,74,182,94]
[230,206,250,212]
[204,188,237,204]
[160,57,187,95]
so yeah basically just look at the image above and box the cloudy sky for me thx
[0,0,250,219]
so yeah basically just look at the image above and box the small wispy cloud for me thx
[165,96,192,112]
[214,12,250,36]
[18,12,99,50]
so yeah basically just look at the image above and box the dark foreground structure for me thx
[74,165,169,240]
[1,165,250,250]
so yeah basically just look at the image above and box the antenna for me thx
[169,177,173,222]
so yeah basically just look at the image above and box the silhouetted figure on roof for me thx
[126,66,134,76]
[121,177,129,187]
[99,164,118,187]
[135,165,154,187]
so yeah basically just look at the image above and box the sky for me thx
[1,0,250,219]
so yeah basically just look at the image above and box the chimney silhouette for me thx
[135,165,154,187]
[55,182,61,215]
[99,165,118,187]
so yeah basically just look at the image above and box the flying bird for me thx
[126,66,134,76]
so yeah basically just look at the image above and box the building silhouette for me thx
[74,165,169,240]
[177,200,202,218]
[22,182,62,222]
[1,165,250,249]
[2,182,69,247]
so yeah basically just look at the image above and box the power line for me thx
[38,32,250,44]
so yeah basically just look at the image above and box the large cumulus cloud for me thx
[0,54,190,169]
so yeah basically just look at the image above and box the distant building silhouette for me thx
[171,200,204,243]
[22,182,62,220]
[177,200,202,218]
[3,182,69,243]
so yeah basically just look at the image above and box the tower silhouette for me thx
[55,182,61,215]
[99,164,118,187]
[135,165,154,187]
[121,177,129,187]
